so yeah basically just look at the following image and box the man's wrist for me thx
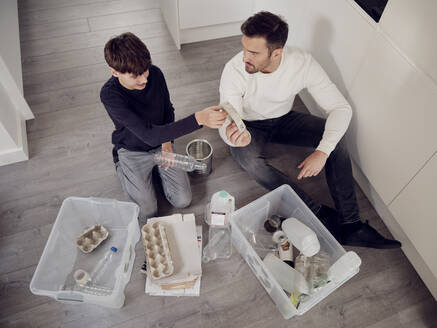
[315,149,328,158]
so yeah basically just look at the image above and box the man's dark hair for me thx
[241,11,289,54]
[104,32,151,76]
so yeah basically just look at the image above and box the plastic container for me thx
[30,197,140,308]
[202,226,232,263]
[282,218,320,257]
[230,185,361,319]
[202,190,235,262]
[154,151,206,172]
[207,190,235,226]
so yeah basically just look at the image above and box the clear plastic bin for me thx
[30,197,140,308]
[230,185,361,319]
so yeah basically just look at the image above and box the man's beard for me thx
[245,62,258,74]
[244,58,271,74]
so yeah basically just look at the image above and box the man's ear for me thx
[109,67,119,77]
[272,48,283,59]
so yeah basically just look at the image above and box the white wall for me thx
[255,0,437,299]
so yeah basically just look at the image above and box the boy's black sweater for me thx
[100,65,201,163]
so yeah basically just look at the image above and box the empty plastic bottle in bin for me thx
[90,246,118,285]
[154,151,206,172]
[281,218,320,257]
[294,252,330,294]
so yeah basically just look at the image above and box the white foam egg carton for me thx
[141,222,174,280]
[76,224,109,253]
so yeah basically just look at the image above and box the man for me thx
[220,12,401,249]
[100,32,226,220]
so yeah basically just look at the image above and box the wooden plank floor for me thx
[0,0,436,327]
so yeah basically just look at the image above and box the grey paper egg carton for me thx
[76,224,109,253]
[141,222,174,279]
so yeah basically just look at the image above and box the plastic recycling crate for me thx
[30,197,140,308]
[230,185,361,319]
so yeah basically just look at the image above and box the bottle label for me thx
[210,211,226,226]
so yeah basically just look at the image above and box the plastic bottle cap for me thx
[110,246,118,252]
[219,190,228,198]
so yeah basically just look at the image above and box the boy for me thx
[101,32,226,220]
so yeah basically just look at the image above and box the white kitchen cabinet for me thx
[0,0,34,166]
[389,153,437,298]
[347,32,437,205]
[380,0,437,84]
[160,0,254,49]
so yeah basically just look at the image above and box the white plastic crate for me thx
[30,197,140,308]
[230,185,361,319]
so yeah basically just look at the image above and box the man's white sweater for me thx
[219,46,352,156]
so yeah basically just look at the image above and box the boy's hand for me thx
[297,150,328,180]
[161,141,173,154]
[226,122,251,147]
[195,105,227,128]
[159,142,174,170]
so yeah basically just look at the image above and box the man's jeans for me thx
[230,110,360,225]
[115,147,192,220]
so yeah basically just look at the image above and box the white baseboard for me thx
[0,116,29,166]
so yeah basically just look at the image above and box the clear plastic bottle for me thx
[262,253,309,296]
[202,190,235,263]
[154,151,206,172]
[294,252,330,294]
[202,226,232,263]
[281,218,320,257]
[90,246,118,285]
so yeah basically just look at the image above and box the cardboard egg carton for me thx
[76,224,109,253]
[142,222,174,279]
[145,214,202,288]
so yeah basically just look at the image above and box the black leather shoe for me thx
[341,220,402,249]
[316,205,341,239]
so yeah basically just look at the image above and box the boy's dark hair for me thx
[104,32,151,76]
[241,11,289,54]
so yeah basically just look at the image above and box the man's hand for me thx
[160,141,174,170]
[297,150,328,180]
[195,106,227,128]
[226,122,251,147]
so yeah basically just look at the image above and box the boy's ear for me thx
[109,67,119,77]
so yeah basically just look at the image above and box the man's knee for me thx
[231,147,266,174]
